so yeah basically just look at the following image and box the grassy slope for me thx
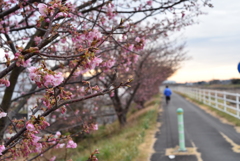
[69,94,161,161]
[201,84,240,89]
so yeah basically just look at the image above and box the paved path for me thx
[151,92,240,161]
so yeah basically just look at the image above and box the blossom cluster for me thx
[5,116,78,159]
[0,112,7,119]
[14,52,31,67]
[41,88,72,109]
[38,1,75,18]
[28,66,64,88]
[0,79,10,87]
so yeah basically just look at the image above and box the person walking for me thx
[164,86,172,104]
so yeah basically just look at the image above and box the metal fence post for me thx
[223,92,227,112]
[177,108,186,151]
[197,89,200,101]
[203,90,206,104]
[194,89,196,99]
[208,90,211,106]
[200,89,202,102]
[215,91,218,109]
[237,94,239,118]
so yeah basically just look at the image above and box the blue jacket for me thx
[164,88,172,96]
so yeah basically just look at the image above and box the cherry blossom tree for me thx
[0,0,212,160]
[96,41,186,126]
[133,44,186,108]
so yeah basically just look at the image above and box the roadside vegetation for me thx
[198,84,240,89]
[42,94,161,161]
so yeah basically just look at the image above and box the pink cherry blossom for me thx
[40,121,50,129]
[28,66,37,73]
[0,112,7,119]
[28,67,41,82]
[35,143,42,153]
[52,72,64,86]
[43,74,55,86]
[110,91,114,97]
[135,37,140,42]
[0,145,5,155]
[31,134,41,143]
[89,57,103,69]
[106,3,117,20]
[66,140,77,148]
[55,143,65,149]
[75,110,79,115]
[55,12,68,18]
[92,124,98,131]
[101,59,115,69]
[43,72,64,87]
[22,58,31,67]
[128,44,134,51]
[5,53,9,59]
[14,52,21,59]
[147,0,153,5]
[0,79,10,87]
[49,156,56,161]
[133,54,139,63]
[88,29,102,40]
[28,66,64,87]
[107,60,115,68]
[55,131,61,137]
[61,106,67,114]
[26,123,35,131]
[45,18,50,22]
[34,36,42,44]
[38,3,48,17]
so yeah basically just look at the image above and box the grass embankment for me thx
[196,84,240,89]
[176,92,240,127]
[68,94,161,161]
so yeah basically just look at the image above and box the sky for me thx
[168,0,240,83]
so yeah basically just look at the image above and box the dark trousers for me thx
[165,96,171,103]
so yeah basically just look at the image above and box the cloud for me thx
[170,0,240,83]
[184,0,240,39]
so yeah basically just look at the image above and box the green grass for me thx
[176,92,240,126]
[73,110,157,161]
[39,94,160,161]
[199,84,240,89]
[145,94,161,107]
[70,97,160,161]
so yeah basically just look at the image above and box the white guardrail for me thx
[173,86,240,119]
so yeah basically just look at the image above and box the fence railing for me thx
[173,86,240,119]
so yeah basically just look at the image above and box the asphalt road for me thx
[150,92,240,161]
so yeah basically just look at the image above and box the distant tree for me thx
[209,79,221,85]
[196,81,207,85]
[133,44,185,109]
[96,42,186,126]
[231,79,240,84]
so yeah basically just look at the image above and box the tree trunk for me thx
[110,89,127,126]
[140,101,145,108]
[0,67,23,141]
[115,106,127,126]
